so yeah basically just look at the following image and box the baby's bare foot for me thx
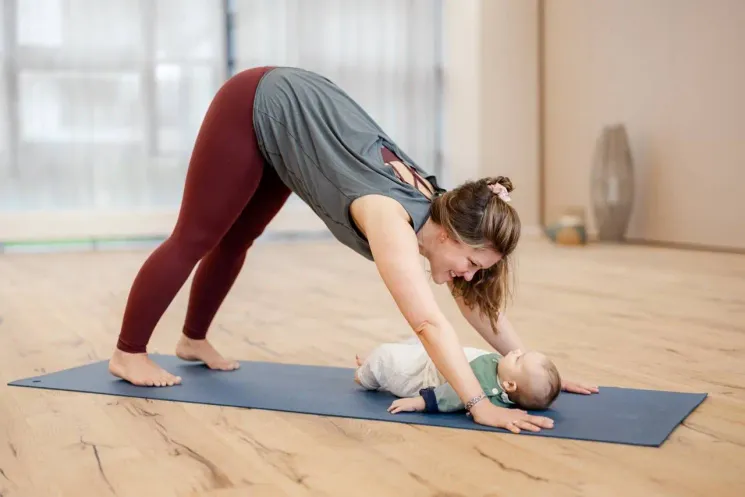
[109,349,182,387]
[354,354,366,384]
[175,335,240,371]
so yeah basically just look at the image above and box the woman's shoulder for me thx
[349,194,414,238]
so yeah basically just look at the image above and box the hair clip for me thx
[488,183,511,202]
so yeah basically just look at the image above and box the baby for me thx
[354,338,561,414]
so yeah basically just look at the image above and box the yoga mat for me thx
[8,355,706,447]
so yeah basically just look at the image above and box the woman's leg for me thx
[174,165,291,368]
[109,67,274,387]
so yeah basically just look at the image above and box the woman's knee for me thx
[168,228,223,262]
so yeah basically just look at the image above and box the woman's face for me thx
[427,232,502,285]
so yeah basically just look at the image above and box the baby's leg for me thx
[354,342,438,397]
[354,355,370,387]
[354,351,381,390]
[354,336,422,367]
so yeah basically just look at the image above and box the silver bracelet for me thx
[465,393,486,411]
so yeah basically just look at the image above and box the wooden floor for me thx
[1,236,744,497]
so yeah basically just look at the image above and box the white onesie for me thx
[355,338,490,398]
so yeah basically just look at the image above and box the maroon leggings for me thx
[116,66,291,354]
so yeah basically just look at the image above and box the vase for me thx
[590,124,635,242]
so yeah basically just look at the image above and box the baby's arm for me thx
[421,383,466,413]
[388,396,426,413]
[387,383,466,415]
[417,384,512,414]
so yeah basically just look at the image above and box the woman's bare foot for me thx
[108,349,182,387]
[175,335,240,371]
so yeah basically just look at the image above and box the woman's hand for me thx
[468,400,554,434]
[561,379,599,395]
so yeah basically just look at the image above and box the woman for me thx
[109,66,597,434]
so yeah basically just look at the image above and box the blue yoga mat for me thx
[7,355,706,447]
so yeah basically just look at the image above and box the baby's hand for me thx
[388,396,426,414]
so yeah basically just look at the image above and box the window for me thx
[0,0,225,211]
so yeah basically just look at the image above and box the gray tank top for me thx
[252,67,445,260]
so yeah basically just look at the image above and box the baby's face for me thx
[498,349,550,394]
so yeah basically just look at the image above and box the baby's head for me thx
[497,349,561,410]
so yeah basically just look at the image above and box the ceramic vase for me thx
[590,124,635,241]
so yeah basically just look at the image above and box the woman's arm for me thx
[352,196,555,432]
[354,196,485,405]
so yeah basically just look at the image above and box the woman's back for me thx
[252,67,443,259]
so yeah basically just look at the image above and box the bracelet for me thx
[465,393,486,411]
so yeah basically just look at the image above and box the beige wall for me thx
[441,0,482,189]
[543,0,745,250]
[443,0,541,232]
[480,0,541,231]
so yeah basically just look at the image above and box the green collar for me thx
[469,353,515,406]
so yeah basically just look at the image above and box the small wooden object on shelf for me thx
[544,206,588,246]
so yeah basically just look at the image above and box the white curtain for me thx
[232,0,444,184]
[0,0,443,242]
[0,0,225,241]
[0,4,7,176]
